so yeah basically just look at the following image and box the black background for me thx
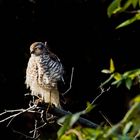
[0,0,140,139]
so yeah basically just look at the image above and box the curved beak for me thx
[30,50,34,54]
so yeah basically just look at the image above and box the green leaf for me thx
[116,15,137,29]
[123,121,133,135]
[125,78,132,90]
[128,70,140,80]
[110,58,115,73]
[81,127,103,139]
[116,80,123,87]
[59,134,76,140]
[111,79,122,87]
[117,135,132,140]
[107,0,121,17]
[114,72,122,80]
[69,112,82,127]
[123,71,131,78]
[136,13,140,20]
[85,102,95,113]
[122,0,132,11]
[131,0,139,8]
[57,115,73,138]
[132,95,140,103]
[100,74,114,87]
[101,69,111,74]
[57,112,83,139]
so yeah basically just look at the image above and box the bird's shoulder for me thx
[47,49,61,63]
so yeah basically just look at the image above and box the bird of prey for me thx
[25,42,64,108]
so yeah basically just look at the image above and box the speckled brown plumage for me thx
[25,42,64,108]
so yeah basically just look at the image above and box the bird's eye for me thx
[38,45,43,49]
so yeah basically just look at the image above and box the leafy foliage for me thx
[101,58,140,90]
[57,58,140,140]
[107,0,140,28]
[57,102,95,139]
[57,95,140,140]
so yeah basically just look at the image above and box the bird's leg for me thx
[34,97,42,105]
[30,94,43,106]
[45,90,55,122]
[46,90,52,113]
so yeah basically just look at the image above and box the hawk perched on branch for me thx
[25,42,64,108]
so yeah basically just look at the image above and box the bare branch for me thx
[62,67,74,96]
[91,86,110,105]
[124,10,140,14]
[134,130,140,140]
[30,122,47,133]
[0,99,98,140]
[13,129,40,139]
[0,105,37,125]
[33,120,38,138]
[0,111,7,116]
[99,111,112,127]
[49,105,98,128]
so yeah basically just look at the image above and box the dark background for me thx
[0,0,140,139]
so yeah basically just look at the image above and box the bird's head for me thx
[30,42,48,56]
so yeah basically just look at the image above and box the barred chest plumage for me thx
[38,53,64,87]
[26,52,64,90]
[25,42,63,107]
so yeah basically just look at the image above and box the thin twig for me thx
[133,130,140,140]
[0,104,46,139]
[0,105,37,125]
[13,129,40,139]
[33,120,38,138]
[91,86,110,105]
[0,111,22,123]
[0,111,7,116]
[99,111,112,127]
[99,75,114,89]
[62,67,74,96]
[0,108,24,116]
[5,109,25,113]
[124,10,140,14]
[40,110,45,122]
[30,122,47,133]
[6,115,18,127]
[3,108,30,127]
